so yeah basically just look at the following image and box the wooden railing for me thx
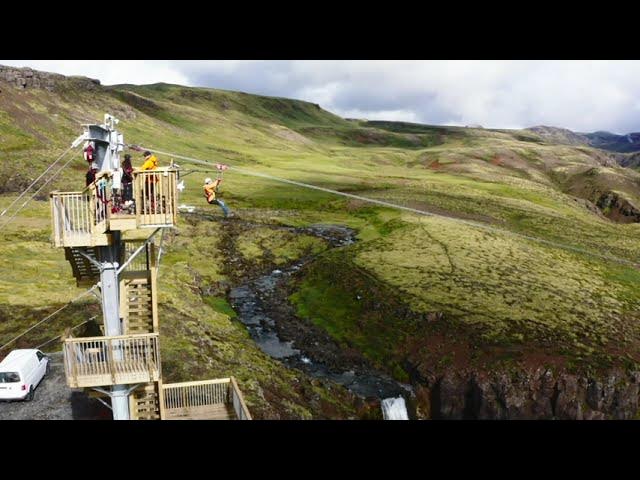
[122,240,153,272]
[92,174,112,233]
[50,191,94,247]
[63,333,160,388]
[50,167,178,247]
[161,378,252,420]
[230,377,252,420]
[49,173,112,247]
[135,168,178,227]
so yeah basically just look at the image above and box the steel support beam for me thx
[98,231,130,420]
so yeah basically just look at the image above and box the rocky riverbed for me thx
[211,215,640,420]
[217,220,415,415]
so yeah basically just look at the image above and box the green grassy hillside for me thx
[2,70,640,418]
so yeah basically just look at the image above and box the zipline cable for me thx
[0,144,76,219]
[0,285,98,352]
[0,147,79,232]
[36,316,98,350]
[133,145,640,269]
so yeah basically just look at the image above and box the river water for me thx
[227,224,415,414]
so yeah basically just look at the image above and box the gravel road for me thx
[0,352,111,420]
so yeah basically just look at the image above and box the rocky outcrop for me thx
[596,191,640,223]
[617,151,640,169]
[421,368,640,420]
[0,65,100,91]
[110,89,161,114]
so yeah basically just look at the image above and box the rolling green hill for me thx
[2,66,640,418]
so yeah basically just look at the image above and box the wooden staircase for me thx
[65,247,101,287]
[120,246,161,420]
[62,242,163,418]
[121,270,158,335]
[130,381,162,420]
[61,235,252,420]
[50,120,250,420]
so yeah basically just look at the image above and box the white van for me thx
[0,349,50,401]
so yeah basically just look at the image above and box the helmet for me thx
[205,177,213,184]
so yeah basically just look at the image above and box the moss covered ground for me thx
[1,75,640,416]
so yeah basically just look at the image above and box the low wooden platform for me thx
[63,333,161,389]
[164,403,237,420]
[160,377,251,420]
[109,214,137,231]
[67,360,160,388]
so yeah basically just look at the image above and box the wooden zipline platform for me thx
[49,142,252,420]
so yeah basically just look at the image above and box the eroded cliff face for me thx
[0,65,100,91]
[292,249,640,420]
[596,191,640,223]
[411,368,640,420]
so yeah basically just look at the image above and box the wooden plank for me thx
[129,388,138,420]
[127,307,153,314]
[150,267,159,333]
[158,378,166,420]
[129,314,153,323]
[120,276,129,334]
[109,217,138,231]
[162,378,231,389]
[128,322,153,328]
[128,316,152,322]
[135,172,142,228]
[164,403,236,420]
[66,332,159,342]
[120,271,151,281]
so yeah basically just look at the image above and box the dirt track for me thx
[0,352,110,420]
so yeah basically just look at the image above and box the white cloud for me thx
[3,60,640,133]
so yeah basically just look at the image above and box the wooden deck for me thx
[66,361,160,388]
[164,403,237,420]
[63,333,161,388]
[50,168,178,248]
[109,214,137,231]
[161,378,251,420]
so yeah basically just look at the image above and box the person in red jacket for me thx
[84,141,98,186]
[121,154,134,202]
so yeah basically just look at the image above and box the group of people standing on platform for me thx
[83,143,159,214]
[82,144,232,217]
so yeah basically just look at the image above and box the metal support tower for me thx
[90,116,130,420]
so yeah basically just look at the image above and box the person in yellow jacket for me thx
[140,151,159,211]
[204,177,231,217]
[140,151,158,170]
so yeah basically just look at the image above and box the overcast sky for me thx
[2,60,640,134]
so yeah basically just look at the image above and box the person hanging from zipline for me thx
[203,164,232,217]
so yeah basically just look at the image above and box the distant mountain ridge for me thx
[524,125,589,146]
[524,125,640,154]
[583,130,640,153]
